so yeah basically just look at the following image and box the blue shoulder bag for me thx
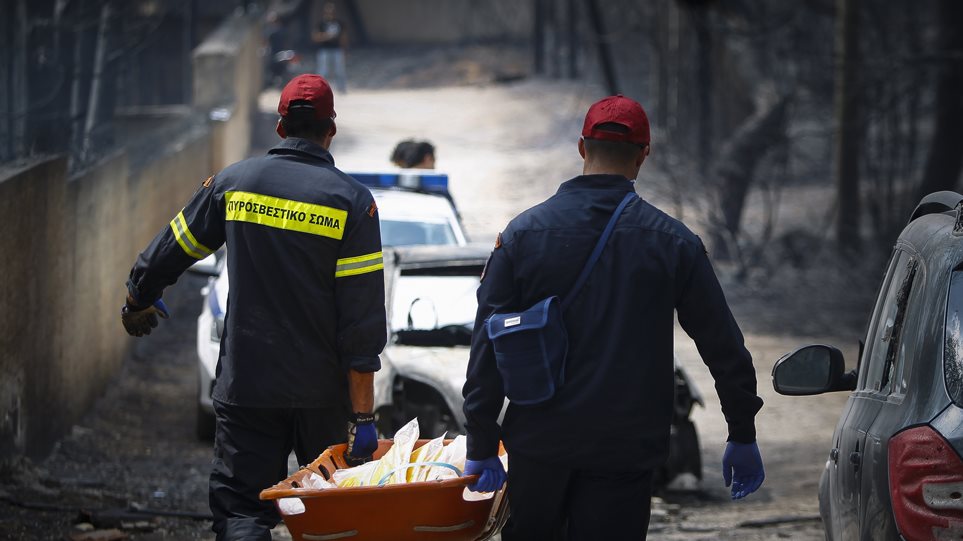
[485,192,636,405]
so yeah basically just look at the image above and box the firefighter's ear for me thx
[636,144,649,167]
[578,137,586,159]
[329,119,337,138]
[276,118,287,139]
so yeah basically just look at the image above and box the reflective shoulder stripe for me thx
[224,191,347,240]
[170,211,213,259]
[335,251,384,278]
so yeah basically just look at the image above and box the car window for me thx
[381,219,457,247]
[861,250,918,394]
[389,267,481,347]
[858,251,901,388]
[944,269,963,407]
[881,258,920,397]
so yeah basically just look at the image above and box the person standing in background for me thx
[390,139,436,169]
[313,2,348,93]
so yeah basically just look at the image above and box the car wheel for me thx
[655,418,702,490]
[375,406,402,438]
[196,400,216,441]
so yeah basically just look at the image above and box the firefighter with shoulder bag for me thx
[462,95,766,540]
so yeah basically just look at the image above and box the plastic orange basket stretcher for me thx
[260,439,509,541]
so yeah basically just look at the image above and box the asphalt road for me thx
[1,80,874,540]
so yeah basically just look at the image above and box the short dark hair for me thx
[583,122,646,164]
[391,140,416,165]
[280,100,333,139]
[391,139,435,168]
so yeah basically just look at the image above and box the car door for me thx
[827,250,916,539]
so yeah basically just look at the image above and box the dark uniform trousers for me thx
[501,453,654,541]
[210,400,348,541]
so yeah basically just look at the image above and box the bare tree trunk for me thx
[80,1,111,164]
[710,93,790,260]
[12,0,28,157]
[53,0,69,54]
[1,8,11,161]
[584,0,618,94]
[691,6,712,177]
[916,0,963,200]
[647,0,669,128]
[834,0,862,253]
[533,0,545,74]
[68,16,85,170]
[566,0,577,79]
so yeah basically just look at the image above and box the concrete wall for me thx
[356,0,531,45]
[194,14,263,171]
[0,13,262,459]
[0,157,69,457]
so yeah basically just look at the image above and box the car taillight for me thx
[889,425,963,540]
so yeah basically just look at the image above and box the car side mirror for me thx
[187,253,221,277]
[772,345,848,395]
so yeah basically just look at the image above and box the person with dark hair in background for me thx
[313,2,348,93]
[390,139,436,169]
[461,95,765,540]
[120,74,386,541]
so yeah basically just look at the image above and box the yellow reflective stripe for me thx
[176,212,213,256]
[335,251,384,278]
[169,212,212,259]
[224,191,347,240]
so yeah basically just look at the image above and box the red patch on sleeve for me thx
[202,175,214,188]
[494,232,502,249]
[367,200,378,217]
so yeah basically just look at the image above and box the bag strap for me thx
[562,191,636,310]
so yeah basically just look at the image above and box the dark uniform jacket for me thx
[128,138,387,408]
[463,174,762,471]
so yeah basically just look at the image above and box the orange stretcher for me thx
[260,439,509,541]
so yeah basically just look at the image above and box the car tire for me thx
[655,418,702,490]
[375,406,401,438]
[196,400,216,441]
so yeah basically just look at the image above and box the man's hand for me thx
[345,412,377,466]
[722,441,765,500]
[121,298,170,337]
[464,456,507,493]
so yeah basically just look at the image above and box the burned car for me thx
[773,192,963,540]
[375,244,704,488]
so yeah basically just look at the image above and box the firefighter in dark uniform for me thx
[120,74,386,541]
[462,95,766,540]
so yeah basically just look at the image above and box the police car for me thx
[190,171,467,438]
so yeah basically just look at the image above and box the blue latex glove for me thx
[722,441,765,500]
[464,456,507,493]
[121,298,170,337]
[345,412,377,466]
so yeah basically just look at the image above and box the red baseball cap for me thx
[581,95,650,145]
[276,74,336,138]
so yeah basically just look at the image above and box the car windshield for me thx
[391,267,480,346]
[381,219,456,247]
